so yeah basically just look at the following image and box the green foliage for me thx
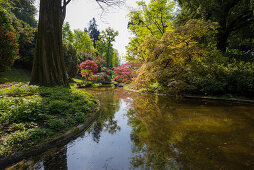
[63,41,78,78]
[10,0,37,27]
[88,74,106,83]
[74,29,94,53]
[15,22,36,69]
[0,85,98,156]
[0,7,20,72]
[96,72,111,83]
[81,69,93,80]
[96,27,119,67]
[63,22,74,44]
[46,100,70,115]
[0,67,30,84]
[0,0,37,70]
[0,96,42,125]
[47,119,65,131]
[175,0,254,53]
[4,130,30,146]
[75,112,85,123]
[132,19,254,97]
[29,128,52,140]
[84,18,100,48]
[126,0,176,62]
[1,84,38,96]
[65,116,76,127]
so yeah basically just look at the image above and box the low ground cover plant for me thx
[0,84,98,157]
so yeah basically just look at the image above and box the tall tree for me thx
[126,0,176,62]
[73,29,94,53]
[84,18,100,48]
[176,0,254,52]
[11,0,37,27]
[98,27,118,67]
[62,22,74,44]
[30,0,124,86]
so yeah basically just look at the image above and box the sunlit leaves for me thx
[126,0,176,62]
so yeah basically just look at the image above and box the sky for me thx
[35,0,150,63]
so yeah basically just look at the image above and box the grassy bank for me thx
[0,84,98,157]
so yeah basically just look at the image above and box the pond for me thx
[6,86,254,169]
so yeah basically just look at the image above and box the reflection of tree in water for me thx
[86,86,122,143]
[127,93,254,169]
[43,146,68,170]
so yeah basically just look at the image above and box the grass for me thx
[0,84,98,157]
[0,68,30,84]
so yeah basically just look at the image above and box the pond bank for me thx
[126,88,254,104]
[0,85,100,168]
[0,106,100,168]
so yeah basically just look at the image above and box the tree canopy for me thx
[175,0,254,52]
[126,0,176,62]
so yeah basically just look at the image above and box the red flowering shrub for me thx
[114,63,134,83]
[79,60,98,74]
[88,74,105,83]
[0,8,19,72]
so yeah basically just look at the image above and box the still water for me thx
[7,86,254,169]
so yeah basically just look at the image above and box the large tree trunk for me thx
[30,0,68,87]
[217,30,229,52]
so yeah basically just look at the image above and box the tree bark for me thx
[217,29,230,52]
[30,0,68,87]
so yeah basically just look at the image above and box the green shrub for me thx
[75,113,85,123]
[0,85,98,156]
[29,128,52,140]
[0,7,19,72]
[1,84,38,97]
[88,74,105,83]
[65,116,76,127]
[0,97,42,125]
[4,130,30,146]
[47,119,65,131]
[96,72,111,83]
[63,42,78,79]
[46,100,70,115]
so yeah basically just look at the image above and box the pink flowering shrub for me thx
[79,60,98,74]
[0,9,19,72]
[114,63,134,83]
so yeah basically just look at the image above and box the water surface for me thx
[7,86,254,169]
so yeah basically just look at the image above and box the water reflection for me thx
[127,93,254,170]
[6,86,254,170]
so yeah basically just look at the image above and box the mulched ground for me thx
[0,82,26,89]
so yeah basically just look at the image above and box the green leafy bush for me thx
[63,42,78,79]
[88,74,105,83]
[96,72,111,83]
[131,19,254,97]
[1,84,38,97]
[47,119,65,131]
[46,100,70,115]
[0,85,98,156]
[0,7,19,72]
[75,113,85,123]
[29,128,52,140]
